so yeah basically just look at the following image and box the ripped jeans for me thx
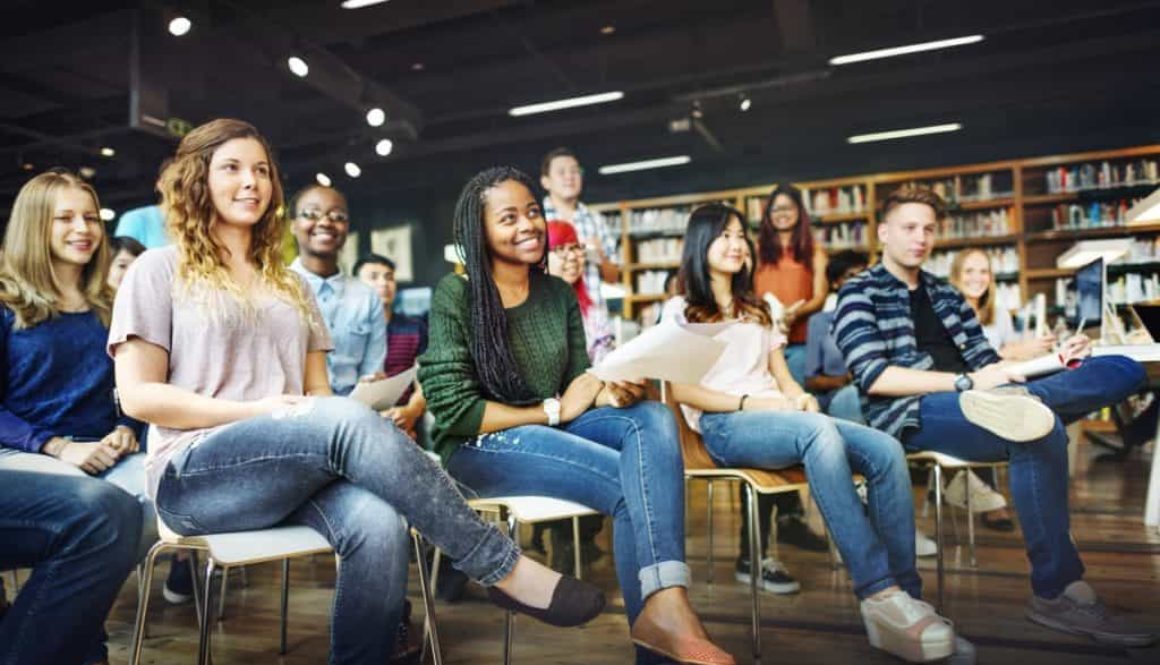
[156,397,519,665]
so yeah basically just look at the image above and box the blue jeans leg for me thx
[0,471,142,665]
[699,411,909,599]
[287,481,408,664]
[447,401,688,627]
[904,392,1081,598]
[783,344,807,387]
[825,384,866,425]
[1022,355,1146,424]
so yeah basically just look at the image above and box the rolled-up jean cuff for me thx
[639,560,691,600]
[856,576,899,601]
[457,524,521,586]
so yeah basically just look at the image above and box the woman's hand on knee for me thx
[596,380,647,409]
[561,373,603,422]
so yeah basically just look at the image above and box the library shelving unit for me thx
[592,144,1160,323]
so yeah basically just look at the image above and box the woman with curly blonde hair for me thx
[1,169,150,665]
[109,119,604,664]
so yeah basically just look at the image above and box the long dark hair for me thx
[452,166,544,404]
[679,203,771,326]
[758,182,814,265]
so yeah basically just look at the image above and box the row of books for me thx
[1043,159,1160,193]
[889,173,1010,203]
[636,270,673,295]
[938,208,1014,239]
[635,238,684,264]
[1049,198,1143,230]
[813,221,867,248]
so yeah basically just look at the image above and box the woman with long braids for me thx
[419,166,734,665]
[665,203,964,664]
[108,120,604,665]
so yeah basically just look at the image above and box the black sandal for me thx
[486,575,606,627]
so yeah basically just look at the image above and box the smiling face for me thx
[707,215,748,277]
[547,241,585,284]
[879,202,937,270]
[48,186,102,274]
[767,193,801,232]
[292,186,350,259]
[540,155,583,203]
[482,179,545,267]
[207,137,273,229]
[955,250,992,300]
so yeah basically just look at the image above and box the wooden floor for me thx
[94,434,1160,664]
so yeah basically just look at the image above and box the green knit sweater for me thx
[418,271,590,465]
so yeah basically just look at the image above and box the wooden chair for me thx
[659,382,808,665]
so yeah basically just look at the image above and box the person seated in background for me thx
[804,249,869,424]
[106,235,147,291]
[833,185,1155,647]
[0,169,157,664]
[289,184,386,396]
[0,470,142,665]
[355,253,427,438]
[665,203,963,662]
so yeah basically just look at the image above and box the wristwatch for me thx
[953,373,974,392]
[542,398,561,427]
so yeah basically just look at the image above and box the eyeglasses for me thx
[769,205,798,216]
[550,243,586,256]
[297,208,349,223]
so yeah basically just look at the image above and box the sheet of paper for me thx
[349,365,417,411]
[590,321,728,384]
[1007,354,1066,379]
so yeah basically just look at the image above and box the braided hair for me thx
[452,166,545,404]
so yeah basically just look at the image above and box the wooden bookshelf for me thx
[593,144,1160,321]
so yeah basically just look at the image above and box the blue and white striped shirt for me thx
[832,263,1000,437]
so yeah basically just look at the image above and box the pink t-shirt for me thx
[107,246,332,499]
[660,296,786,432]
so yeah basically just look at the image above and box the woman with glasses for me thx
[546,220,614,364]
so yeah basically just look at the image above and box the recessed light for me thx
[168,17,192,37]
[829,35,984,66]
[847,122,962,144]
[21,163,34,171]
[344,162,361,178]
[287,56,309,78]
[100,146,115,157]
[366,107,386,127]
[316,173,332,187]
[600,25,616,35]
[411,62,425,72]
[78,166,97,179]
[99,208,116,221]
[739,96,751,112]
[598,155,691,175]
[509,91,624,117]
[375,139,394,157]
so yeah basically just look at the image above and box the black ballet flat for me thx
[981,513,1016,532]
[486,575,606,627]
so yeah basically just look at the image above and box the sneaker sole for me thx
[734,570,801,595]
[863,614,955,663]
[162,586,193,605]
[1026,608,1157,647]
[960,392,1055,442]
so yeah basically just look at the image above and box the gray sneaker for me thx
[1026,581,1157,647]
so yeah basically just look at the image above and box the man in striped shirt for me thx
[833,185,1153,647]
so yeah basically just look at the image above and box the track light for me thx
[168,17,192,37]
[366,107,386,127]
[344,162,361,178]
[739,95,751,112]
[99,208,116,221]
[375,139,394,157]
[316,173,332,187]
[100,147,115,157]
[287,56,309,78]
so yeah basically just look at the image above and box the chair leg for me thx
[503,515,519,665]
[188,551,205,631]
[280,559,290,655]
[706,480,715,585]
[922,467,935,519]
[966,471,978,568]
[130,543,167,665]
[413,534,443,665]
[571,516,582,580]
[217,565,229,622]
[933,464,945,611]
[197,556,217,665]
[745,484,762,665]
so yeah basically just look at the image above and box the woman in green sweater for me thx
[420,167,733,665]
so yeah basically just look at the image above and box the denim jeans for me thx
[783,343,807,387]
[446,401,689,627]
[699,410,920,600]
[825,384,866,425]
[902,355,1146,599]
[156,397,519,665]
[0,470,142,665]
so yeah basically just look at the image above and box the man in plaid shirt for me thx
[541,147,619,305]
[833,185,1153,647]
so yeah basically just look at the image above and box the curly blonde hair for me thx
[0,170,112,329]
[158,118,312,320]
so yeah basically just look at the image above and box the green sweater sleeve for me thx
[418,274,487,439]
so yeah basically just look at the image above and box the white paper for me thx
[1007,354,1066,379]
[590,321,728,384]
[349,365,417,411]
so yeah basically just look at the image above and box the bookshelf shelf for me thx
[934,235,1019,249]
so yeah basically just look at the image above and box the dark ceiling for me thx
[1,0,1159,219]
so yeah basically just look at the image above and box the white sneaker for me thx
[915,530,938,557]
[943,470,1007,513]
[861,591,955,662]
[960,389,1055,442]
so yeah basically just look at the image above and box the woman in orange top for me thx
[753,183,829,386]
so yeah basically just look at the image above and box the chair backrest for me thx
[659,381,723,471]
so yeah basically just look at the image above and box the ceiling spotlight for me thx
[78,166,97,179]
[21,162,34,171]
[691,101,703,119]
[99,208,116,221]
[411,62,425,72]
[287,56,309,78]
[99,146,115,157]
[168,16,192,37]
[316,172,332,187]
[366,107,386,127]
[739,95,751,112]
[600,25,616,35]
[375,139,394,157]
[344,162,361,178]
